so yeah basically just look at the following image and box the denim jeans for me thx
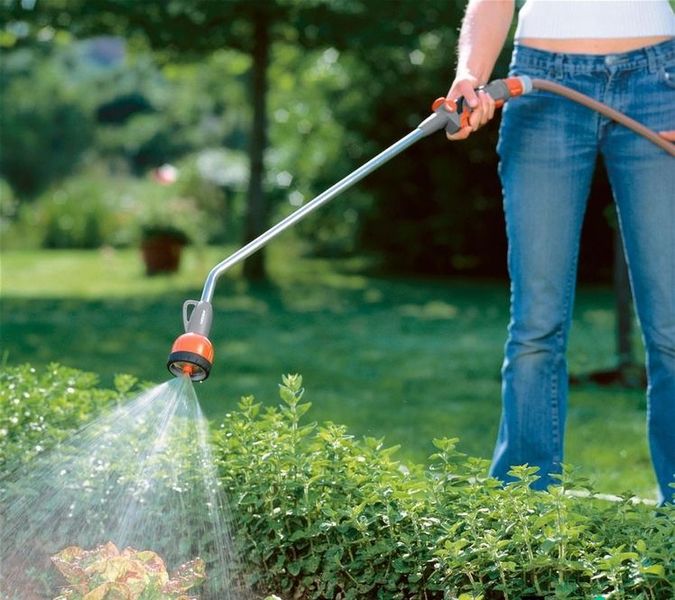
[491,39,675,503]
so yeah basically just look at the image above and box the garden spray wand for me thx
[167,76,675,382]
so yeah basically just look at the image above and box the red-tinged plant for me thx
[51,541,205,600]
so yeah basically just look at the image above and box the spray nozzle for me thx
[167,301,214,382]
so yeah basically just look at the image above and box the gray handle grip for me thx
[418,76,533,137]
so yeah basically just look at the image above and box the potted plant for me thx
[51,541,206,599]
[138,187,207,275]
[140,224,190,275]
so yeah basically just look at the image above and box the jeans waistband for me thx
[512,37,675,74]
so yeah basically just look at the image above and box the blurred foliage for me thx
[0,0,616,279]
[8,161,236,250]
[0,178,18,241]
[92,49,252,175]
[0,40,95,196]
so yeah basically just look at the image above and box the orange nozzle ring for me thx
[505,77,525,98]
[167,332,214,381]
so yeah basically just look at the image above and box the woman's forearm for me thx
[456,0,516,84]
[446,0,515,139]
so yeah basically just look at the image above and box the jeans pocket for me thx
[660,62,675,89]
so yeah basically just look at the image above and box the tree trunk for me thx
[242,9,270,281]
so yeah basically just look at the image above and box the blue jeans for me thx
[491,39,675,503]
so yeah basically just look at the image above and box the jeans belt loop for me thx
[553,53,565,80]
[644,44,659,74]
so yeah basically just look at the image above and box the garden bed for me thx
[1,365,672,599]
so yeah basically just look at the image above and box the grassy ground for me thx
[1,244,656,498]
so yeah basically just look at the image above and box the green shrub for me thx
[1,365,672,599]
[21,171,189,249]
[216,375,674,600]
[0,178,18,224]
[0,363,130,473]
[7,161,229,250]
[0,48,95,197]
[35,175,127,249]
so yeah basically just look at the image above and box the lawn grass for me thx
[0,244,656,498]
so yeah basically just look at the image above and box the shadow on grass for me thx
[1,271,655,495]
[2,275,504,455]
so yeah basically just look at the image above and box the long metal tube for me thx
[200,127,427,302]
[170,75,675,382]
[198,75,674,303]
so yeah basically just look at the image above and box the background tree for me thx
[2,0,464,279]
[0,39,95,197]
[1,0,634,380]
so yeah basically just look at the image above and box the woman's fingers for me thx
[447,126,474,141]
[445,78,496,140]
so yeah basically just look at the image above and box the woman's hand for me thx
[445,75,497,141]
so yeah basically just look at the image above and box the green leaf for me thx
[640,563,665,577]
[113,373,138,395]
[294,401,312,418]
[432,437,459,452]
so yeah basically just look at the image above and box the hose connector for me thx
[167,300,214,382]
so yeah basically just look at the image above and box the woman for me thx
[447,0,675,504]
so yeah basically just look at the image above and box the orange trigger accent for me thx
[495,99,505,109]
[460,108,471,129]
[432,97,457,113]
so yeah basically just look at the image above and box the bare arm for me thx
[447,0,515,140]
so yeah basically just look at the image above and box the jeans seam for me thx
[552,201,584,466]
[550,352,560,465]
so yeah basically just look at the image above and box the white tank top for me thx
[514,0,675,39]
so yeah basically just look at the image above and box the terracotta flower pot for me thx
[141,232,187,275]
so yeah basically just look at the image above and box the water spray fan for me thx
[167,75,675,381]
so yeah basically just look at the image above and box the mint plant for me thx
[1,365,673,599]
[0,364,127,473]
[215,374,674,599]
